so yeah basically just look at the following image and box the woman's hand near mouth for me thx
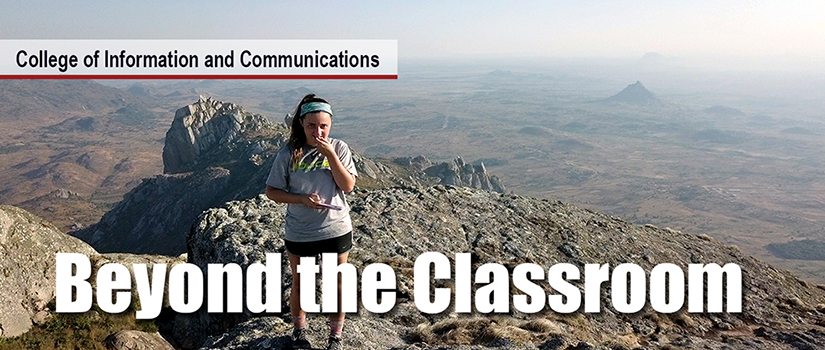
[314,135,335,158]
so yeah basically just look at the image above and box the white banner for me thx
[0,40,397,79]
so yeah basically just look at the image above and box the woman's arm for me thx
[325,152,356,193]
[266,186,324,209]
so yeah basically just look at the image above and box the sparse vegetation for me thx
[410,317,562,346]
[0,306,156,350]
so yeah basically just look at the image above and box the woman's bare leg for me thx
[328,252,349,337]
[287,251,306,329]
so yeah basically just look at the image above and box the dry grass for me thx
[546,312,594,343]
[411,316,569,346]
[0,306,156,350]
[606,333,642,349]
[519,318,564,335]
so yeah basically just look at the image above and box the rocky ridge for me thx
[178,187,825,350]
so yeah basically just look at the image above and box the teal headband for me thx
[300,102,333,117]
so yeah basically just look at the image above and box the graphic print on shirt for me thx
[295,155,330,172]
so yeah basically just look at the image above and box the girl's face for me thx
[300,111,332,146]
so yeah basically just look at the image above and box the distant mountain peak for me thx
[605,81,659,105]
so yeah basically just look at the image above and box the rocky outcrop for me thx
[200,315,408,350]
[74,144,293,255]
[39,188,83,200]
[0,205,97,338]
[424,156,506,193]
[170,195,288,348]
[162,96,275,174]
[393,155,433,171]
[179,186,825,349]
[104,330,176,350]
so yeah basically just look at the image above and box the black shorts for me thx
[284,232,352,257]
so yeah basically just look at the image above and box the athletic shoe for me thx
[291,327,311,349]
[326,335,343,350]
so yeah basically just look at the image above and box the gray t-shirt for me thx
[266,138,358,242]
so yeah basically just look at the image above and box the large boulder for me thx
[0,205,97,337]
[171,195,287,349]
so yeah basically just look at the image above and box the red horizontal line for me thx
[0,74,398,80]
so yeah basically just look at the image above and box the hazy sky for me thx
[2,1,823,70]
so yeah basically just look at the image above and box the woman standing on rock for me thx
[265,94,357,350]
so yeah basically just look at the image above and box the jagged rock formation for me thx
[394,155,433,171]
[424,156,506,193]
[355,154,438,190]
[162,96,275,174]
[605,81,659,105]
[178,187,825,349]
[0,205,98,338]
